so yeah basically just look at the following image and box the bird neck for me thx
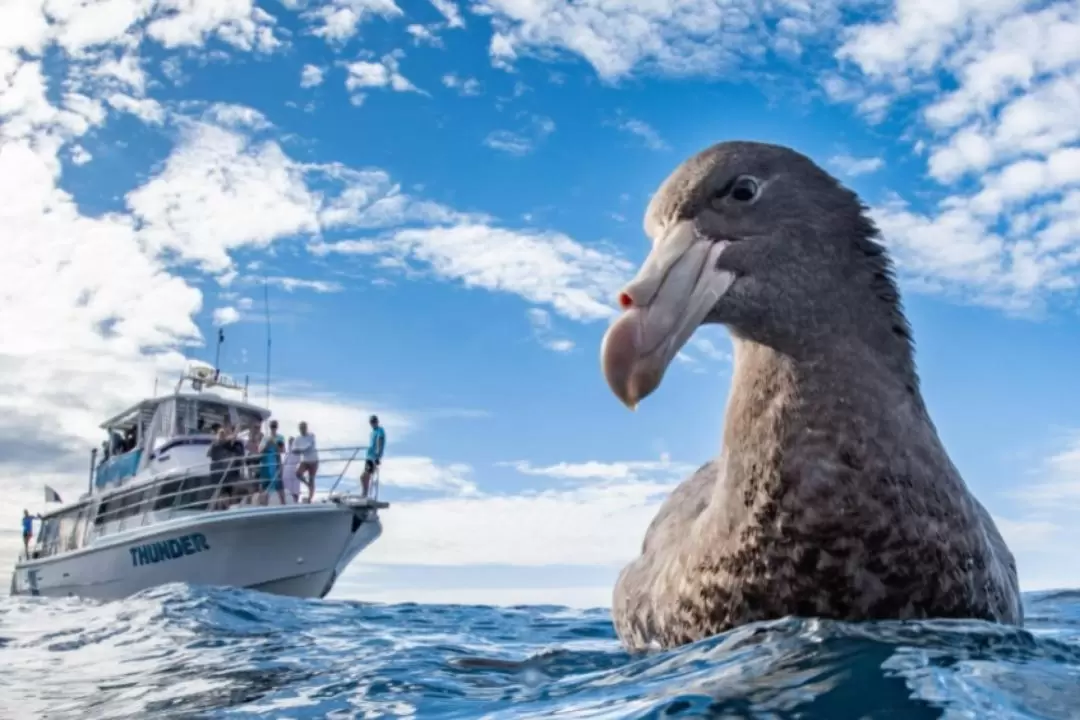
[721,337,930,480]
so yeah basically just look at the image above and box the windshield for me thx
[176,398,231,434]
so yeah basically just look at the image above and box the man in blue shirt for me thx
[22,509,36,556]
[361,415,386,498]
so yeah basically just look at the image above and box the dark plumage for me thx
[600,140,1022,652]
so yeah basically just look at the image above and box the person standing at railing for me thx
[208,426,244,509]
[21,509,40,557]
[258,422,287,506]
[360,414,386,498]
[292,421,319,503]
[282,436,301,504]
[245,423,264,481]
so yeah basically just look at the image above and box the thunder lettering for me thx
[129,533,211,567]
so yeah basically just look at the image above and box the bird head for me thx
[601,140,895,409]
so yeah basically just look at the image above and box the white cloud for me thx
[613,117,668,150]
[69,144,92,165]
[505,457,695,482]
[484,115,555,156]
[126,121,322,273]
[405,23,442,47]
[442,73,481,96]
[146,0,281,52]
[429,0,465,29]
[212,306,241,326]
[378,456,479,495]
[992,432,1080,590]
[313,166,476,230]
[356,457,692,571]
[828,153,884,178]
[265,276,343,293]
[1012,433,1080,510]
[316,224,633,321]
[88,51,148,94]
[468,0,1080,313]
[344,54,422,105]
[104,92,166,124]
[365,476,681,566]
[833,2,1080,311]
[300,64,325,88]
[483,129,533,156]
[204,102,270,129]
[301,0,404,42]
[479,0,848,81]
[672,332,732,372]
[526,308,574,353]
[262,392,413,449]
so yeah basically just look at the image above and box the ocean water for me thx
[1,585,1078,719]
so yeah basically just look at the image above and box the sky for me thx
[2,0,1079,609]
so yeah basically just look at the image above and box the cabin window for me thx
[35,519,59,558]
[153,478,185,511]
[44,506,91,554]
[197,401,232,433]
[234,408,264,431]
[176,474,218,511]
[68,507,89,551]
[96,488,151,526]
[149,474,217,512]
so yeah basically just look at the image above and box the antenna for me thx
[213,327,225,376]
[264,277,272,407]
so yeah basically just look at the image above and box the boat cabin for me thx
[25,371,273,562]
[94,368,271,492]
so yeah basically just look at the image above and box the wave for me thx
[1,585,1077,719]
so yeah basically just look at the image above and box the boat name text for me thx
[130,533,211,567]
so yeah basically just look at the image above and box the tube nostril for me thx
[618,292,633,310]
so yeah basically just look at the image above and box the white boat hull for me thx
[9,501,382,602]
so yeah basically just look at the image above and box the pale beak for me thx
[600,221,735,409]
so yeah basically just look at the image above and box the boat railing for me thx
[28,446,381,561]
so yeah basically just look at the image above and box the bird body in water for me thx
[600,141,1023,653]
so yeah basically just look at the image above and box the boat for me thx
[8,364,387,601]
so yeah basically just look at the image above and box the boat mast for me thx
[264,277,272,407]
[213,327,225,378]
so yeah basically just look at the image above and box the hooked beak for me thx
[600,221,736,409]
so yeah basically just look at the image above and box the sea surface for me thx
[1,585,1078,719]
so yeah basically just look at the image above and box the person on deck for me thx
[292,421,319,503]
[258,422,286,506]
[207,426,244,509]
[21,510,37,556]
[245,423,264,474]
[360,415,386,498]
[282,436,301,504]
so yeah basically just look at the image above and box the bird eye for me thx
[730,176,758,202]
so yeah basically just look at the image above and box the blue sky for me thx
[3,0,1080,607]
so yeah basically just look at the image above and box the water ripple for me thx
[1,585,1077,719]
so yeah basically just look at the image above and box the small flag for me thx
[44,485,62,503]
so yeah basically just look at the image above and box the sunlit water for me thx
[1,584,1078,719]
